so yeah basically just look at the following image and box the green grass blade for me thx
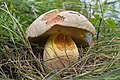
[71,68,120,80]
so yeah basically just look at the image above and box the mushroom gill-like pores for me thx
[26,9,96,69]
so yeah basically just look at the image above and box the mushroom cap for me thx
[26,9,96,47]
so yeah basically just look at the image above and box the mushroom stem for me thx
[43,33,79,69]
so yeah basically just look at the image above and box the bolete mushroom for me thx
[26,9,96,69]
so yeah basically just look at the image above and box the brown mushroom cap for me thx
[26,9,96,47]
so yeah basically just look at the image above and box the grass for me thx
[0,0,120,80]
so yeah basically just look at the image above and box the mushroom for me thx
[26,9,96,69]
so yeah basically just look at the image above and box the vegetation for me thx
[0,0,120,80]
